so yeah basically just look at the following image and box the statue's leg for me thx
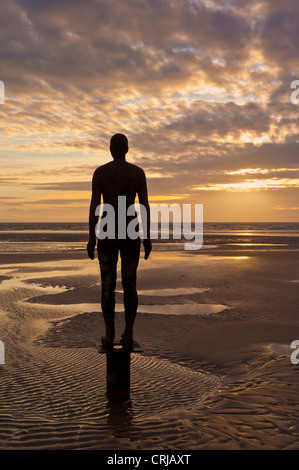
[120,238,141,344]
[98,239,119,346]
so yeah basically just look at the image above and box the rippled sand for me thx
[0,249,299,449]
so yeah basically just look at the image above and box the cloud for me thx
[0,0,299,221]
[32,181,91,191]
[275,206,299,211]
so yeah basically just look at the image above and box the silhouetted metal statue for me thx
[87,134,151,354]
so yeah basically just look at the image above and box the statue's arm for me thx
[137,169,152,260]
[87,169,102,259]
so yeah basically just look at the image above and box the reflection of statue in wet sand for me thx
[87,134,151,351]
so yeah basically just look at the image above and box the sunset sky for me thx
[0,0,299,222]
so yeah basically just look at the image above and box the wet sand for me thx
[0,248,299,449]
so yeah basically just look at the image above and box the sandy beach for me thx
[0,244,298,450]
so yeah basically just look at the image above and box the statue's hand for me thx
[87,239,96,260]
[143,239,152,260]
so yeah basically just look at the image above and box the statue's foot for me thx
[101,335,114,351]
[120,333,133,351]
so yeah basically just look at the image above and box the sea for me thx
[0,222,299,253]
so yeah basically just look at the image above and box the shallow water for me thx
[24,301,228,317]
